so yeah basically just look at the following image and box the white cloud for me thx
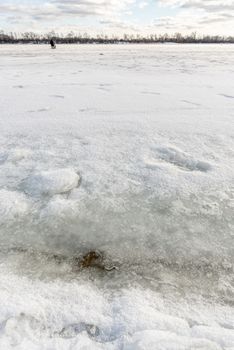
[0,0,139,33]
[156,0,234,35]
[138,1,149,9]
[0,0,233,35]
[0,0,135,20]
[159,0,234,12]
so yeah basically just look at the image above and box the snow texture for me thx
[0,190,30,223]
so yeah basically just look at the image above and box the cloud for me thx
[159,0,234,17]
[159,0,234,12]
[0,0,139,33]
[53,0,135,17]
[0,0,233,35]
[100,19,139,31]
[0,0,141,35]
[0,0,135,20]
[138,1,149,9]
[156,0,234,34]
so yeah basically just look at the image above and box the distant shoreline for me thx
[1,32,234,45]
[1,41,234,45]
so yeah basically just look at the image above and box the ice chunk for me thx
[23,169,80,196]
[40,196,78,218]
[7,148,32,162]
[0,148,31,164]
[0,189,29,223]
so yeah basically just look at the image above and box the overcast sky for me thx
[0,0,234,36]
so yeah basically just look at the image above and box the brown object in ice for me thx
[78,251,117,271]
[79,251,103,268]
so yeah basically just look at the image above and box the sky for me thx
[0,0,234,36]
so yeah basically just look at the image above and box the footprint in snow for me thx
[28,107,50,113]
[37,107,50,112]
[141,91,161,96]
[219,93,234,99]
[98,85,110,92]
[181,100,201,107]
[147,146,212,173]
[50,94,65,99]
[13,85,24,89]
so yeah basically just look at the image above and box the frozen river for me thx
[0,44,233,349]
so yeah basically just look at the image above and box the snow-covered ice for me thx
[0,189,30,223]
[0,44,233,349]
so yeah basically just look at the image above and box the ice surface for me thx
[0,44,233,349]
[191,325,234,348]
[124,330,222,350]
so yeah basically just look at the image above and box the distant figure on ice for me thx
[50,39,56,49]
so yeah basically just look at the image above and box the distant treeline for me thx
[1,31,234,44]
